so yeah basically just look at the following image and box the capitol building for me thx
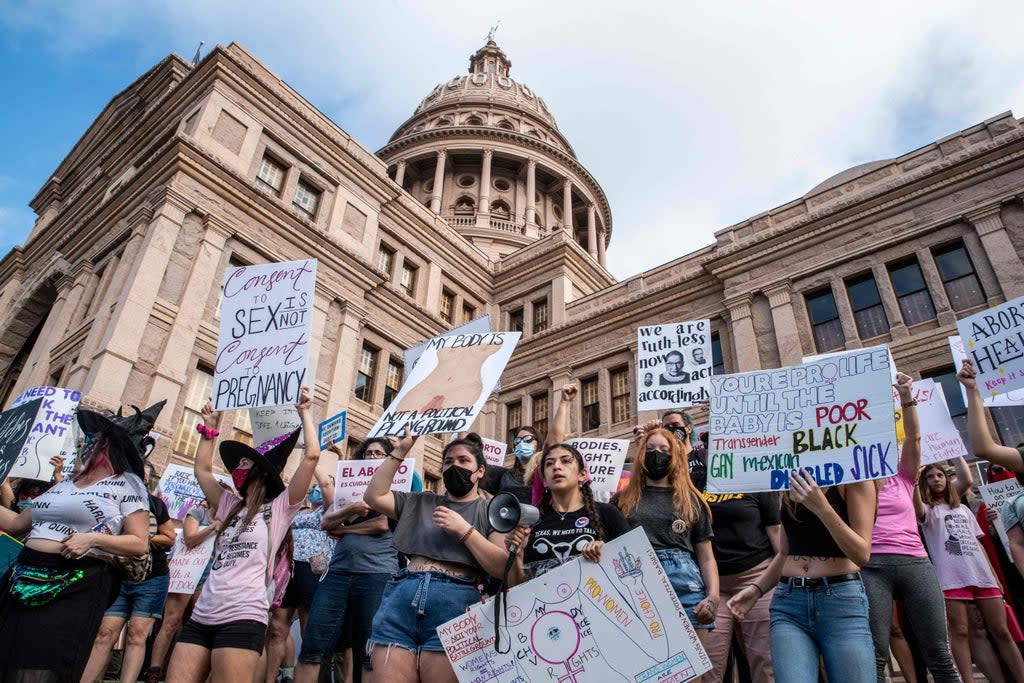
[1,40,1023,481]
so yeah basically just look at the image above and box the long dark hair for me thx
[353,437,394,459]
[538,443,605,541]
[444,432,486,469]
[77,432,136,480]
[220,470,270,535]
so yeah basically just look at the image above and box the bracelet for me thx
[901,399,918,408]
[196,424,220,440]
[752,584,765,597]
[387,453,404,463]
[459,527,475,543]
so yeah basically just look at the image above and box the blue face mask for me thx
[15,499,32,511]
[514,441,536,462]
[308,488,323,505]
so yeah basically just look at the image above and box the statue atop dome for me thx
[486,20,501,43]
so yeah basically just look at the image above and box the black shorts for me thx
[177,618,267,653]
[281,561,319,609]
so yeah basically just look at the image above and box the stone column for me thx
[8,274,76,394]
[831,277,859,349]
[763,281,804,366]
[394,160,407,187]
[562,179,573,231]
[597,228,607,267]
[428,150,447,214]
[724,295,759,371]
[478,149,492,215]
[968,206,1024,299]
[326,300,368,415]
[586,204,598,258]
[525,159,537,225]
[916,246,956,326]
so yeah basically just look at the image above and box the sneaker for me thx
[143,667,164,683]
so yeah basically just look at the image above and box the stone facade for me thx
[2,41,1023,483]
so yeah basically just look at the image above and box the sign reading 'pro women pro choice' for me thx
[214,260,317,410]
[706,346,897,493]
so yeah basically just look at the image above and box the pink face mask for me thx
[231,467,250,491]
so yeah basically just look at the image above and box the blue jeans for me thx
[656,548,712,630]
[769,578,874,683]
[368,569,482,653]
[298,570,389,681]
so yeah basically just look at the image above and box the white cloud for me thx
[5,0,1024,278]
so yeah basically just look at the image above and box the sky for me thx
[1,1,1023,280]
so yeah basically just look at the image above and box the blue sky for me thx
[2,1,1023,278]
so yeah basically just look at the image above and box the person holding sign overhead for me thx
[363,431,509,683]
[959,358,1024,474]
[164,387,321,683]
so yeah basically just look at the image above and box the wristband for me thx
[196,424,220,440]
[901,400,918,408]
[459,526,475,543]
[752,584,765,597]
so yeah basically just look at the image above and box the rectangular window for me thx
[846,273,889,339]
[581,377,600,432]
[508,308,524,333]
[292,179,321,221]
[711,332,725,376]
[377,245,394,276]
[992,407,1024,452]
[506,402,523,445]
[355,345,377,403]
[922,367,968,447]
[440,289,454,324]
[933,242,985,311]
[383,359,403,409]
[888,258,936,325]
[461,302,476,324]
[256,155,285,196]
[533,298,549,333]
[610,366,630,424]
[805,288,845,352]
[400,262,418,296]
[172,365,214,456]
[532,392,549,442]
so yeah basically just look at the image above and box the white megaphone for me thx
[487,492,540,555]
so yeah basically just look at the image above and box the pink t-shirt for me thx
[190,491,301,626]
[920,503,999,591]
[871,465,928,557]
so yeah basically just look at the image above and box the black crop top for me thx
[781,486,849,558]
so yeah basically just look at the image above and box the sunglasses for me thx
[513,435,536,445]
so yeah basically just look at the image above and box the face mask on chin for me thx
[443,465,476,497]
[643,450,672,481]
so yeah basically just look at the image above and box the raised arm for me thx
[195,400,225,510]
[950,455,974,498]
[545,384,578,447]
[287,387,321,505]
[895,372,921,475]
[363,429,416,520]
[313,464,335,508]
[959,359,1024,471]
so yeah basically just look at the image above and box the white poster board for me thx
[902,379,967,464]
[334,458,416,506]
[368,332,520,437]
[213,259,317,410]
[979,479,1024,566]
[10,386,81,481]
[948,335,1024,407]
[707,346,897,492]
[481,437,508,468]
[167,531,216,594]
[566,438,629,494]
[250,404,303,448]
[156,464,232,520]
[405,315,492,376]
[636,320,712,411]
[437,528,710,683]
[955,296,1024,399]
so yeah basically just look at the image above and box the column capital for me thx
[482,148,493,159]
[763,281,793,309]
[965,205,1004,236]
[724,294,754,322]
[527,158,537,169]
[336,298,369,325]
[435,149,448,160]
[203,215,233,242]
[396,158,407,168]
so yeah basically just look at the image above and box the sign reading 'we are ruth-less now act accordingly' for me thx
[636,320,712,411]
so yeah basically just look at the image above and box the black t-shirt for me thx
[617,488,712,555]
[687,448,707,492]
[703,492,780,575]
[480,465,532,504]
[147,494,172,577]
[523,502,631,578]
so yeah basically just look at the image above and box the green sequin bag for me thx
[8,563,86,607]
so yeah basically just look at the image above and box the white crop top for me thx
[28,473,149,543]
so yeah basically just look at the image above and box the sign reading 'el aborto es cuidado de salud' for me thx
[706,346,897,493]
[213,259,317,410]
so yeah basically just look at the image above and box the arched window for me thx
[454,196,476,214]
[490,200,511,219]
[497,120,515,131]
[465,115,484,126]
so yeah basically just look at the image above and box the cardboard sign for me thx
[250,404,304,449]
[213,259,317,410]
[896,379,967,464]
[979,479,1024,566]
[948,335,1024,407]
[334,458,416,505]
[405,314,492,376]
[0,398,45,483]
[566,438,629,494]
[706,346,898,493]
[9,387,81,481]
[956,296,1024,399]
[804,347,898,384]
[368,332,520,437]
[167,531,216,594]
[156,464,232,520]
[436,527,711,683]
[317,410,347,450]
[636,320,712,410]
[481,437,508,467]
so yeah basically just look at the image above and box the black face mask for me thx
[443,465,476,497]
[643,450,672,481]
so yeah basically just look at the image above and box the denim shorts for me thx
[368,569,482,653]
[105,574,169,619]
[656,548,712,630]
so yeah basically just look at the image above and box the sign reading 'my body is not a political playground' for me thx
[636,320,712,411]
[956,295,1024,399]
[367,332,520,437]
[706,346,897,493]
[213,259,317,410]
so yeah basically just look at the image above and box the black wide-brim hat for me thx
[77,400,166,479]
[220,428,301,500]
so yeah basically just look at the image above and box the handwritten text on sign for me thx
[566,438,629,494]
[156,464,232,521]
[956,295,1024,399]
[980,479,1024,566]
[11,386,81,481]
[706,346,897,493]
[948,335,1024,407]
[167,532,216,594]
[214,259,317,410]
[636,320,712,411]
[891,379,966,465]
[0,399,41,484]
[334,458,416,506]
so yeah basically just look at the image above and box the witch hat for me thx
[219,428,300,500]
[77,400,167,478]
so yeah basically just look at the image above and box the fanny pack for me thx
[8,563,87,607]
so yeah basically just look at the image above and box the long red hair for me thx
[616,428,709,525]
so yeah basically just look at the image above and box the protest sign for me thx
[636,320,712,411]
[404,314,492,376]
[0,398,45,484]
[368,331,520,437]
[979,479,1024,566]
[436,527,710,683]
[481,436,507,467]
[706,345,897,493]
[167,531,217,594]
[334,458,416,506]
[894,379,966,464]
[805,347,898,384]
[0,533,23,578]
[250,404,304,448]
[156,464,231,520]
[317,410,347,450]
[566,438,629,494]
[9,386,81,481]
[955,296,1024,399]
[948,335,1024,407]
[213,259,317,410]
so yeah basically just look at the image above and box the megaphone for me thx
[487,492,540,534]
